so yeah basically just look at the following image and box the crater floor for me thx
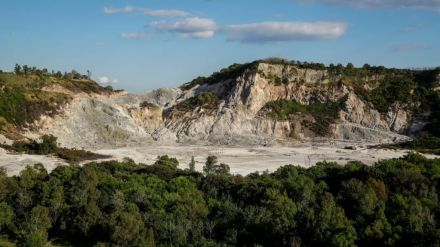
[2,142,438,176]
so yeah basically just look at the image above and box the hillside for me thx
[0,66,115,139]
[1,59,439,148]
[161,59,440,145]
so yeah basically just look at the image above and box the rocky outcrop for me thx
[128,102,163,132]
[26,61,421,148]
[27,96,152,149]
[158,62,411,144]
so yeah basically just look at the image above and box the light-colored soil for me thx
[1,143,438,176]
[0,148,65,176]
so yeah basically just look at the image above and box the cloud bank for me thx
[105,6,348,43]
[152,17,217,39]
[223,21,348,43]
[104,6,189,17]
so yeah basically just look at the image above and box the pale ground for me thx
[1,143,439,176]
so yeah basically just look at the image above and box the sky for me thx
[1,0,439,92]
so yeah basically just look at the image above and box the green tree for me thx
[39,134,58,154]
[14,64,22,75]
[0,202,14,232]
[203,156,218,175]
[18,206,52,247]
[154,155,179,169]
[189,156,196,172]
[110,203,150,246]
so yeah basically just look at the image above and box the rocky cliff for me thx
[20,60,440,148]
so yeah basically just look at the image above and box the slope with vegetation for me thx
[170,57,440,145]
[261,99,341,136]
[0,65,114,138]
[0,153,440,246]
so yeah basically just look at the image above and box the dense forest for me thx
[0,153,440,246]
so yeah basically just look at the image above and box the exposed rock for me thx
[0,134,13,145]
[24,61,421,148]
[128,102,163,132]
[27,96,152,149]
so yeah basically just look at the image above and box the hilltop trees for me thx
[12,63,91,80]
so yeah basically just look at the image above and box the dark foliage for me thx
[180,63,259,90]
[173,92,220,112]
[1,153,440,246]
[381,134,440,155]
[263,99,341,136]
[2,135,109,163]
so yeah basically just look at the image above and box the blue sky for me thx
[1,0,439,92]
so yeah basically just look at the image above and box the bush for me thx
[2,134,109,163]
[383,134,440,155]
[263,99,341,136]
[354,75,415,112]
[174,92,220,111]
[181,62,258,90]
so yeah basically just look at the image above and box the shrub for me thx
[263,99,341,136]
[174,92,220,111]
[181,62,258,90]
[3,134,109,163]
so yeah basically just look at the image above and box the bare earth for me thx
[1,143,439,176]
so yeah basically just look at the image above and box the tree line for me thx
[12,64,91,80]
[0,153,440,246]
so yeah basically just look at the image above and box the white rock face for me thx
[26,62,413,148]
[28,96,152,149]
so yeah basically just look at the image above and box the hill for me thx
[1,59,439,149]
[0,65,115,139]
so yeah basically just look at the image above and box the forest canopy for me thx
[0,153,440,246]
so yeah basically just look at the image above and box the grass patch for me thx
[263,99,341,136]
[173,92,220,112]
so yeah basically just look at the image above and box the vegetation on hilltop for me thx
[352,75,415,113]
[193,59,440,138]
[180,62,259,90]
[0,153,440,246]
[0,65,115,136]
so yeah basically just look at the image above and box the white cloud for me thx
[301,0,440,11]
[104,6,134,14]
[139,9,189,17]
[120,32,151,40]
[104,6,189,17]
[152,17,217,39]
[98,76,118,84]
[98,76,110,84]
[222,21,348,43]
